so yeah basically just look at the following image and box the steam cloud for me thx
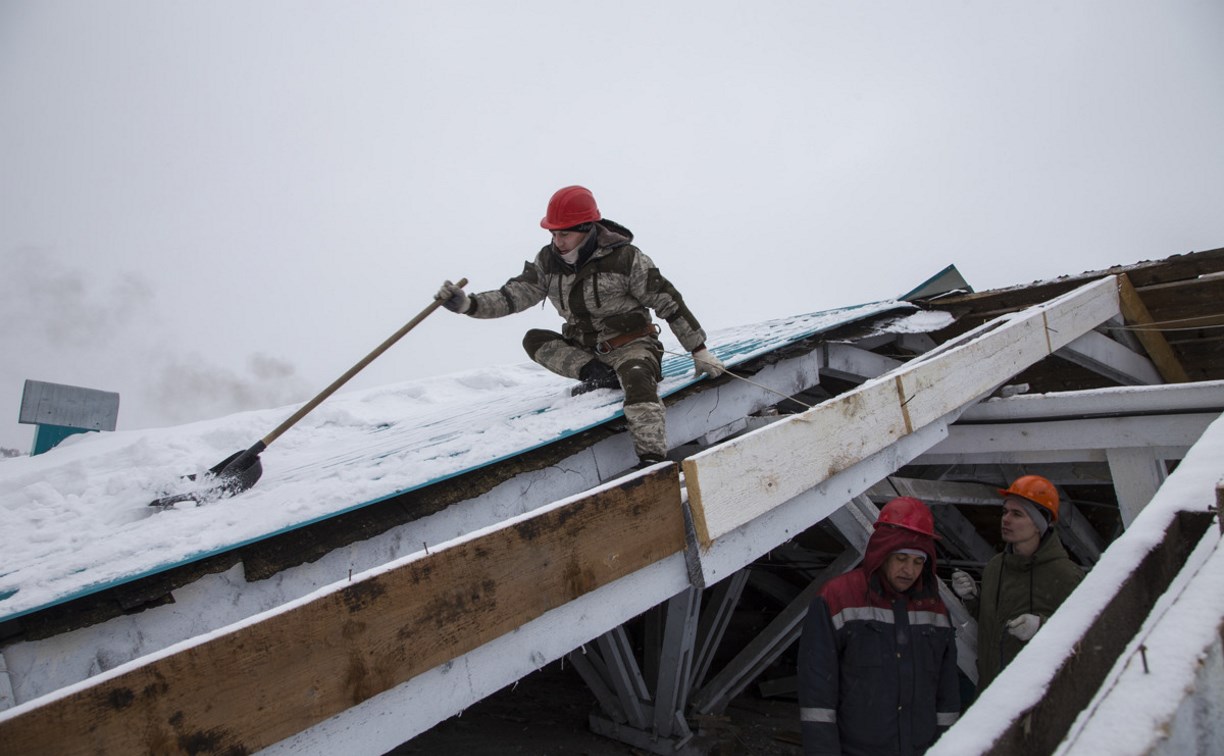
[0,248,309,448]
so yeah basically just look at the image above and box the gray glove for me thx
[1006,613,1042,642]
[436,280,471,314]
[951,570,978,600]
[692,346,726,379]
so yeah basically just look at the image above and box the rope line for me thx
[665,349,818,410]
[1104,314,1224,333]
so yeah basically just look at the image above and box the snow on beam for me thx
[684,276,1122,547]
[0,468,686,754]
[1058,534,1224,755]
[929,412,1224,756]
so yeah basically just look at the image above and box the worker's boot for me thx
[571,360,620,396]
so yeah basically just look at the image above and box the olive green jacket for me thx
[464,220,707,352]
[970,533,1084,690]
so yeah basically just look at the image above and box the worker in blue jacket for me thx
[798,497,960,755]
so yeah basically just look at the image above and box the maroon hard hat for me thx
[874,496,939,538]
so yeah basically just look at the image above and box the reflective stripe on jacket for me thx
[798,525,960,756]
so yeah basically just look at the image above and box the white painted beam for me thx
[685,276,1122,546]
[896,333,938,354]
[1106,447,1168,528]
[691,417,952,587]
[1056,330,1162,385]
[899,276,1121,431]
[917,414,1218,466]
[958,380,1224,423]
[820,343,903,382]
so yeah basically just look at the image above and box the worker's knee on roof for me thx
[618,359,659,405]
[522,329,562,360]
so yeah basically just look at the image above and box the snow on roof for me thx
[0,301,936,622]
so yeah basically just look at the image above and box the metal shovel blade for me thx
[149,446,264,508]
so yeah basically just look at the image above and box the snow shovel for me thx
[149,278,467,508]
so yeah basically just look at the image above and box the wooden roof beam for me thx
[1117,273,1191,383]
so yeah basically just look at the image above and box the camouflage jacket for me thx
[465,220,707,352]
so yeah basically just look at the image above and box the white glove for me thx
[436,280,470,314]
[1006,613,1042,642]
[692,346,726,378]
[951,570,978,600]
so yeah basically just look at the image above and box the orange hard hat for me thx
[999,474,1060,522]
[874,496,939,539]
[540,185,601,230]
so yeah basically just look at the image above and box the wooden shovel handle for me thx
[260,278,468,448]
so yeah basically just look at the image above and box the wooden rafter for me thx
[1117,273,1190,383]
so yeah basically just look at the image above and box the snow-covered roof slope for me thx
[0,301,933,623]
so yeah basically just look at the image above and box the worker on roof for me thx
[798,496,960,755]
[951,474,1085,691]
[436,185,725,470]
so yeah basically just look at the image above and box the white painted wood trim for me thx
[1106,447,1169,528]
[1057,329,1162,386]
[685,276,1122,546]
[919,413,1218,465]
[958,380,1224,422]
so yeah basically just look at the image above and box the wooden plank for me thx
[900,276,1120,430]
[0,468,685,755]
[691,419,952,587]
[685,277,1121,547]
[684,375,910,547]
[1117,273,1191,383]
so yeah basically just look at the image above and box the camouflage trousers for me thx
[523,329,667,460]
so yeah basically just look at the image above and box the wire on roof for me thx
[1104,315,1224,333]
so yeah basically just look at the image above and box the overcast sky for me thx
[3,1,1223,453]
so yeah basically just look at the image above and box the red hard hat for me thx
[999,475,1060,522]
[874,496,939,539]
[541,185,601,230]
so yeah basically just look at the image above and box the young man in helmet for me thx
[435,185,725,470]
[950,474,1084,691]
[798,497,960,755]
